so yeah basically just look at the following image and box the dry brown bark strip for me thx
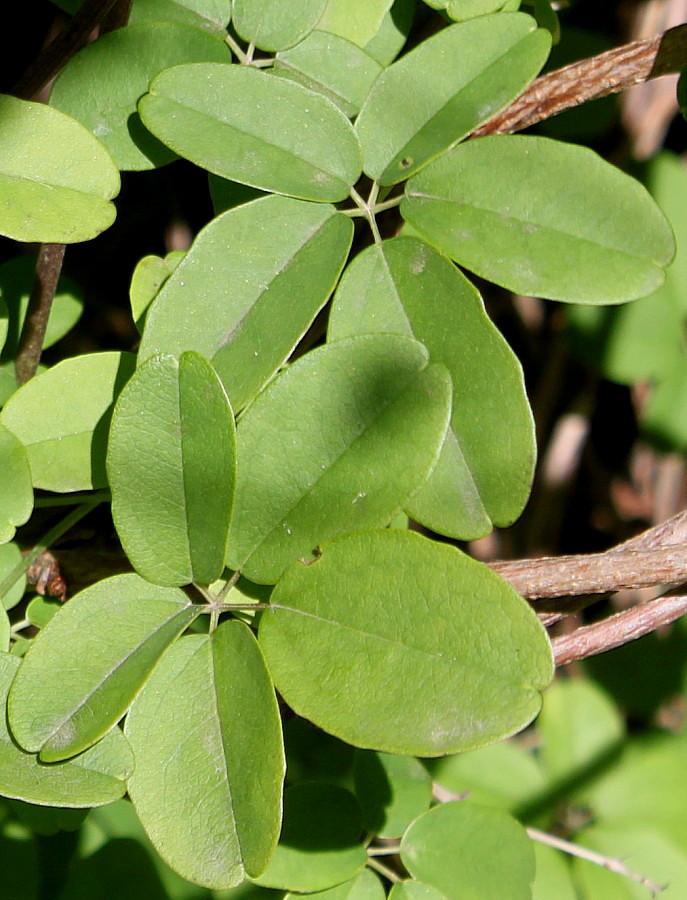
[552,592,687,667]
[473,22,687,138]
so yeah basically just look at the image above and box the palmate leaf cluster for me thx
[0,0,680,897]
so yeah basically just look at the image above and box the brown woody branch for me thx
[474,22,687,137]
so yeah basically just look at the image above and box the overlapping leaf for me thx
[232,0,327,51]
[275,31,382,117]
[329,237,535,538]
[260,529,554,754]
[0,352,135,492]
[8,574,198,761]
[0,95,119,243]
[355,14,550,184]
[401,802,535,900]
[252,783,367,891]
[0,423,32,543]
[125,621,285,890]
[138,195,353,410]
[129,0,231,31]
[0,653,133,808]
[139,63,362,201]
[402,135,676,303]
[50,23,231,170]
[108,352,236,587]
[228,335,452,583]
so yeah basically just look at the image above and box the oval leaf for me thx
[400,802,535,900]
[353,750,432,839]
[0,95,119,243]
[125,621,285,890]
[275,31,383,117]
[129,0,231,31]
[108,351,236,587]
[228,335,452,584]
[402,135,676,303]
[232,0,328,51]
[355,14,550,184]
[328,237,535,538]
[139,195,353,410]
[8,574,198,761]
[0,652,134,808]
[0,541,26,611]
[260,529,554,755]
[0,352,136,492]
[50,23,231,170]
[252,783,367,892]
[0,423,32,544]
[317,0,393,46]
[139,63,362,201]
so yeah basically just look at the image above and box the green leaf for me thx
[388,882,449,900]
[108,351,236,587]
[232,0,328,51]
[0,351,135,492]
[0,606,8,652]
[139,195,353,410]
[574,824,685,899]
[0,95,119,243]
[275,32,382,117]
[424,740,546,813]
[252,783,367,891]
[329,237,535,538]
[285,869,385,900]
[317,0,393,46]
[260,529,553,755]
[129,0,231,32]
[531,844,576,900]
[400,802,535,900]
[353,750,432,838]
[0,256,83,358]
[139,64,362,201]
[228,335,452,583]
[536,679,624,787]
[355,14,550,184]
[402,135,676,303]
[0,652,133,808]
[125,621,285,890]
[0,423,32,544]
[0,542,25,611]
[25,595,61,630]
[129,251,185,334]
[565,152,687,385]
[50,23,231,170]
[7,573,197,761]
[445,0,516,21]
[363,0,415,66]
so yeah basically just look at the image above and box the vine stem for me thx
[366,856,402,883]
[0,500,102,602]
[526,827,665,896]
[474,22,687,137]
[15,245,66,385]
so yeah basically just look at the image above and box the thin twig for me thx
[526,826,666,896]
[552,591,687,667]
[473,23,687,137]
[366,856,402,883]
[489,509,687,600]
[14,244,66,385]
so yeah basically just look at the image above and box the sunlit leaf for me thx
[228,335,452,583]
[108,352,236,587]
[126,621,285,890]
[402,135,675,303]
[0,423,32,544]
[260,529,553,754]
[139,64,362,201]
[232,0,327,51]
[0,95,119,243]
[8,574,197,760]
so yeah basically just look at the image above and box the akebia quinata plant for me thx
[0,1,681,896]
